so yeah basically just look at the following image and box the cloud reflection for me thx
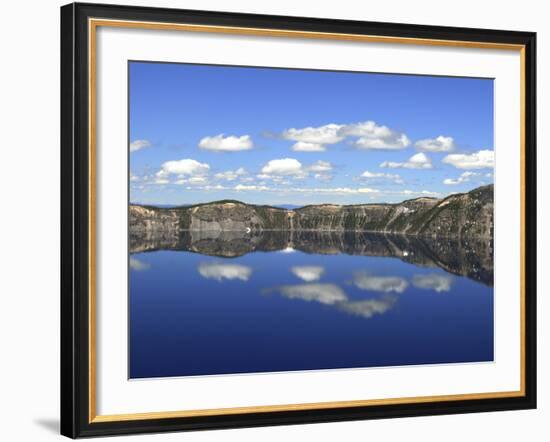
[130,257,150,271]
[412,273,453,292]
[198,262,252,282]
[268,279,401,319]
[291,266,325,282]
[353,272,408,293]
[278,283,347,305]
[338,296,398,318]
[278,247,296,253]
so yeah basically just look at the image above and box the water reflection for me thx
[130,230,493,286]
[129,257,150,271]
[338,296,398,319]
[269,283,347,305]
[264,268,453,320]
[352,272,409,293]
[130,231,494,378]
[197,262,252,282]
[412,273,453,293]
[291,266,325,282]
[265,282,400,319]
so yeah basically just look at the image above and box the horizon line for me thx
[130,183,493,209]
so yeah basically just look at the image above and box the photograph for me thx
[50,1,538,438]
[0,0,543,440]
[128,61,495,379]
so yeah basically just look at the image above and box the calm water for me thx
[129,231,493,378]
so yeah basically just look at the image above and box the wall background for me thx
[0,0,546,440]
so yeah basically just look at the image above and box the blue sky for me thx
[129,61,494,206]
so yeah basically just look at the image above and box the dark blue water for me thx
[129,236,493,378]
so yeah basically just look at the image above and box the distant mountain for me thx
[131,202,303,210]
[272,204,302,210]
[129,185,493,240]
[130,203,189,209]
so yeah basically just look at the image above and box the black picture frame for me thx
[61,2,537,438]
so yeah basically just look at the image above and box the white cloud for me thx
[308,160,333,173]
[443,171,480,185]
[305,186,374,194]
[308,160,333,181]
[130,173,140,182]
[184,183,439,197]
[442,149,494,169]
[380,152,433,169]
[360,170,403,184]
[282,121,410,152]
[314,173,332,181]
[342,121,410,150]
[377,189,439,197]
[412,274,453,292]
[214,167,247,181]
[283,124,345,152]
[398,189,440,196]
[230,184,376,194]
[198,134,253,152]
[176,175,209,185]
[157,159,210,177]
[129,257,150,271]
[234,184,269,191]
[415,136,455,152]
[291,266,325,282]
[200,184,226,191]
[291,141,327,152]
[260,158,306,179]
[277,283,348,305]
[261,158,303,175]
[130,139,152,152]
[197,263,252,281]
[353,272,408,293]
[155,159,210,185]
[291,187,378,194]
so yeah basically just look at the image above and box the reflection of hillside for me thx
[130,230,493,286]
[129,230,180,253]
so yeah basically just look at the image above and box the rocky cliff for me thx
[130,184,493,240]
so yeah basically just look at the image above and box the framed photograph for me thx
[60,2,536,438]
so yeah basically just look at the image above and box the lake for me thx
[129,231,494,378]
